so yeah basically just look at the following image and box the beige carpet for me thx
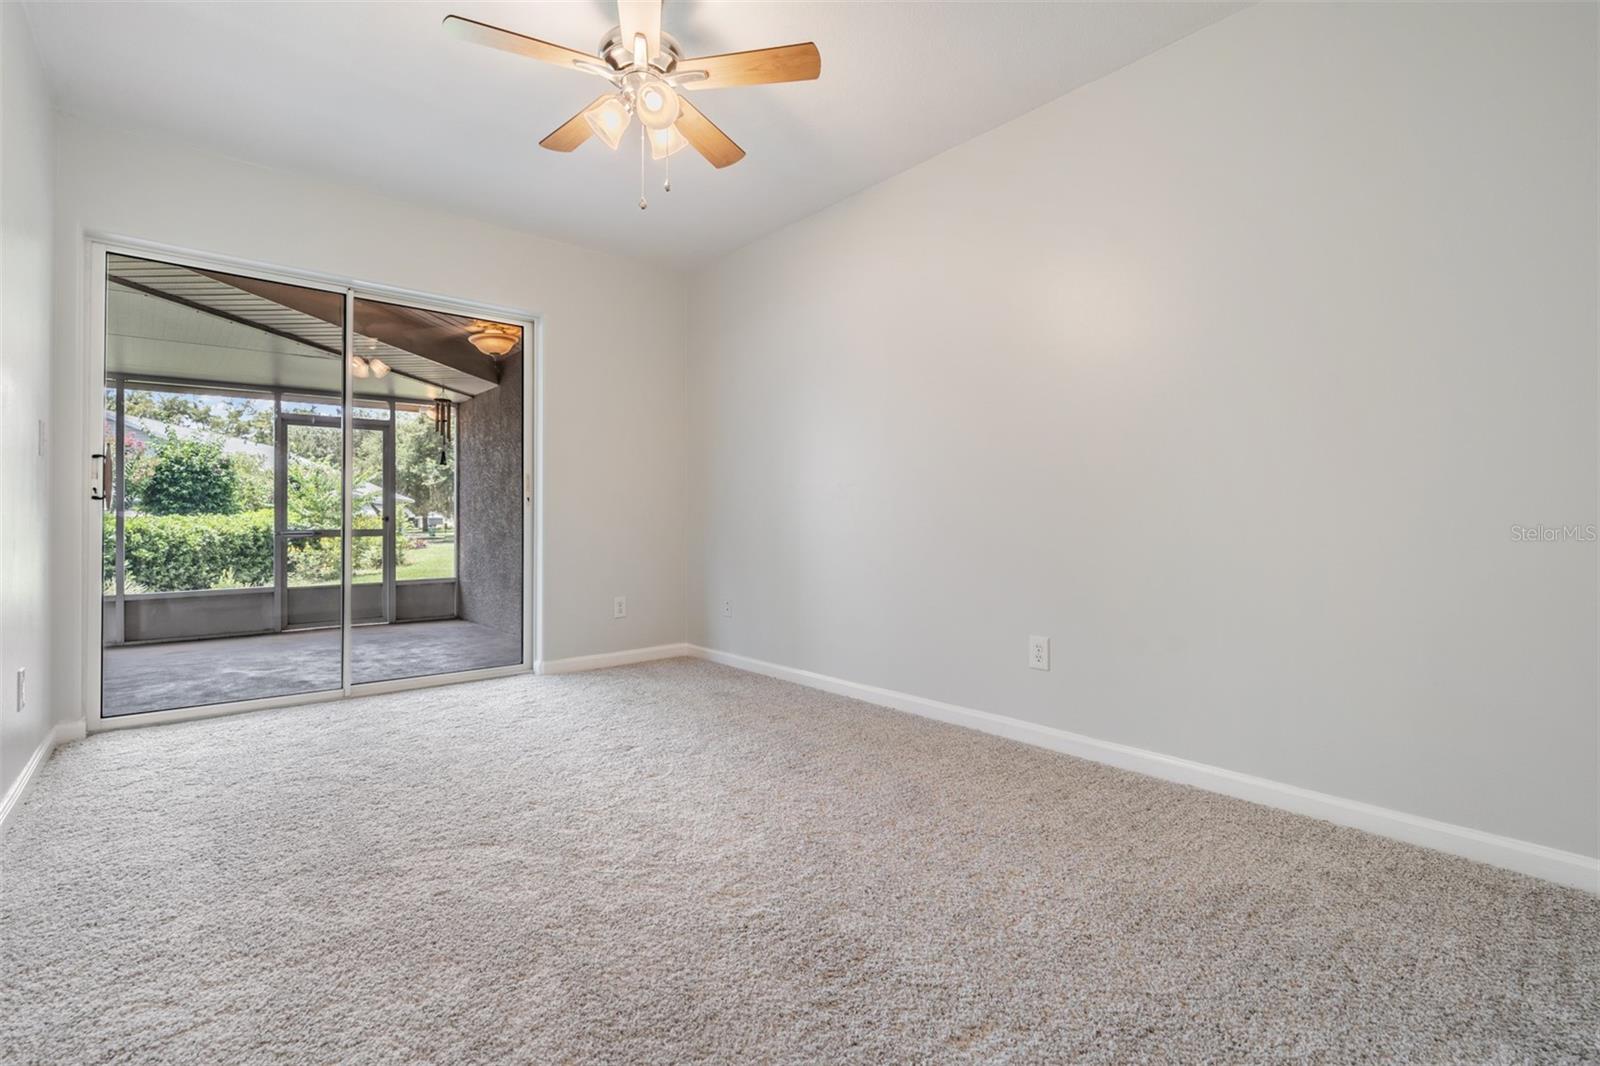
[2,658,1596,1063]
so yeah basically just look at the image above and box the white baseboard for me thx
[688,645,1600,894]
[536,643,693,676]
[0,722,82,836]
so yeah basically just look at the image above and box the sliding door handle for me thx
[90,453,110,501]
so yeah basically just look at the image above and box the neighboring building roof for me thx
[108,411,274,464]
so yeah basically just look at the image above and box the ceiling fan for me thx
[444,1,820,207]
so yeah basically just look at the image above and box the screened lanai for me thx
[100,253,527,717]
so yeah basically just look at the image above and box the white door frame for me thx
[80,235,541,732]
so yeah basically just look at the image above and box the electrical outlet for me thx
[720,600,732,618]
[613,596,627,619]
[37,419,46,458]
[15,667,25,713]
[1028,635,1050,671]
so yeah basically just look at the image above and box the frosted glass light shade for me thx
[468,322,520,356]
[649,125,688,160]
[584,96,631,150]
[635,81,679,130]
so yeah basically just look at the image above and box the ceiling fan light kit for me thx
[649,125,688,161]
[635,82,679,130]
[584,95,631,150]
[443,3,820,210]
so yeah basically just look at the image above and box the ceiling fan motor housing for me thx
[598,27,682,73]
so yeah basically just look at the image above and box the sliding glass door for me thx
[347,296,525,686]
[99,255,347,714]
[97,250,528,720]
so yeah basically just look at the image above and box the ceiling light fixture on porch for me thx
[467,321,520,357]
[350,355,391,379]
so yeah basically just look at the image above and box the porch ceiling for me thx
[106,255,519,403]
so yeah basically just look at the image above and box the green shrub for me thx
[288,460,341,529]
[103,509,405,593]
[230,453,274,511]
[108,509,273,592]
[141,439,240,516]
[285,515,392,585]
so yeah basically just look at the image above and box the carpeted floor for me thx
[3,659,1597,1063]
[102,619,523,715]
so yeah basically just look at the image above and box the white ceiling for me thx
[22,1,1243,265]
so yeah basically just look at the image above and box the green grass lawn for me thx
[395,536,456,581]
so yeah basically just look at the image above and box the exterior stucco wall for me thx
[455,350,523,645]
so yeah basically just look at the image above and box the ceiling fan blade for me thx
[677,43,820,90]
[539,95,611,152]
[675,96,745,169]
[443,15,595,71]
[617,0,662,64]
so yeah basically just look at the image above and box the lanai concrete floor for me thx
[101,619,522,716]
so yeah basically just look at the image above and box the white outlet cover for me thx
[1028,635,1050,671]
[613,596,626,619]
[721,600,732,617]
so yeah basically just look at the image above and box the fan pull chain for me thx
[664,146,671,193]
[638,124,648,211]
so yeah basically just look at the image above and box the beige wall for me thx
[1,2,58,800]
[48,114,691,726]
[688,3,1599,857]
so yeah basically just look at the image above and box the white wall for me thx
[688,3,1599,858]
[1,4,58,800]
[48,113,690,726]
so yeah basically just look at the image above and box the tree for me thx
[287,459,341,529]
[141,438,241,516]
[216,402,274,446]
[230,453,274,511]
[395,411,455,526]
[121,437,156,508]
[124,389,273,445]
[124,391,213,430]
